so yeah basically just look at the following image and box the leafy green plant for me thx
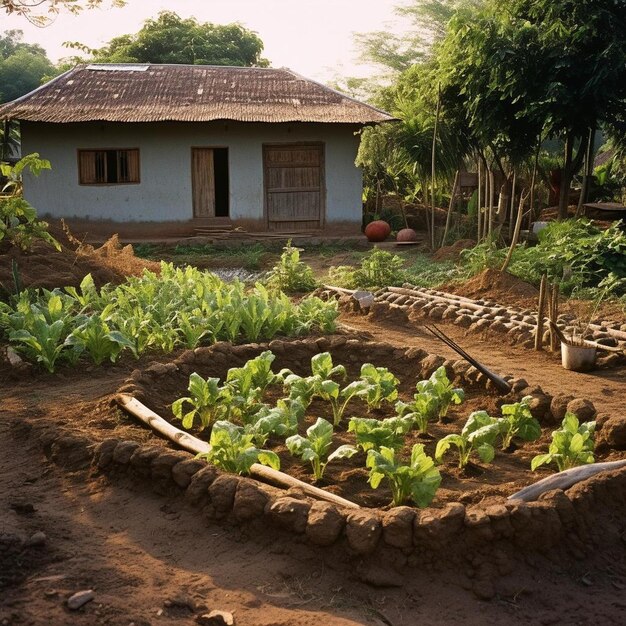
[497,396,542,450]
[396,367,464,433]
[9,317,66,373]
[282,352,359,425]
[246,398,305,445]
[266,240,318,293]
[348,415,412,452]
[64,315,135,365]
[366,444,442,507]
[435,411,501,469]
[531,413,595,472]
[224,350,284,421]
[415,366,464,420]
[286,417,357,481]
[343,363,400,410]
[328,248,406,289]
[172,373,230,430]
[200,421,280,475]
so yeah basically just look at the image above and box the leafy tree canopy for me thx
[0,30,54,102]
[87,11,269,67]
[2,1,124,25]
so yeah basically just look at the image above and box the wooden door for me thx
[192,148,215,218]
[264,144,324,231]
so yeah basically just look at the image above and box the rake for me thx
[423,324,512,395]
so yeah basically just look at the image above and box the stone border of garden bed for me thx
[12,335,626,600]
[320,285,626,369]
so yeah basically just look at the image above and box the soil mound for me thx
[433,239,476,262]
[0,233,160,291]
[449,268,539,306]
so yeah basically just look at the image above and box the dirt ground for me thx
[2,315,626,625]
[2,239,626,625]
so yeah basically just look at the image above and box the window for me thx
[78,149,140,184]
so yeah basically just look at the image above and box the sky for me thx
[3,0,409,83]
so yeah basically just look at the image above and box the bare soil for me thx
[2,241,626,625]
[2,349,626,626]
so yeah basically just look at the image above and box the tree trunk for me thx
[558,134,574,219]
[501,188,528,272]
[440,169,460,248]
[576,128,596,217]
[477,158,482,242]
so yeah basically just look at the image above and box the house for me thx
[0,64,394,237]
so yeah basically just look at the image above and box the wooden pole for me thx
[117,394,361,509]
[440,169,459,248]
[477,158,482,242]
[501,188,528,272]
[509,460,626,502]
[508,171,516,239]
[535,274,547,350]
[431,84,441,250]
[488,169,495,239]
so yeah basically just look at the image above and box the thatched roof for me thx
[0,64,394,125]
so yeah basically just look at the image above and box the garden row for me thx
[0,263,338,372]
[164,348,598,509]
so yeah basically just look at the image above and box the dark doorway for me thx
[213,148,229,217]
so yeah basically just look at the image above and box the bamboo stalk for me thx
[501,188,528,272]
[535,275,547,350]
[488,169,495,238]
[431,84,441,250]
[116,394,361,509]
[477,159,482,242]
[508,171,516,239]
[440,169,459,248]
[509,460,626,502]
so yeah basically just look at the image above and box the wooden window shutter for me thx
[79,150,97,184]
[126,149,139,183]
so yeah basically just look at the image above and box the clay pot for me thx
[364,220,391,242]
[396,228,418,242]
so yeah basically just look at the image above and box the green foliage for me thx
[0,154,58,253]
[286,417,357,482]
[348,415,413,453]
[200,421,280,475]
[396,366,464,433]
[328,248,406,289]
[435,410,500,469]
[245,398,305,446]
[87,11,268,67]
[531,413,595,472]
[64,314,134,365]
[0,29,54,102]
[366,444,442,507]
[266,241,318,293]
[497,396,542,450]
[344,363,400,410]
[1,265,338,371]
[172,373,229,430]
[404,253,459,288]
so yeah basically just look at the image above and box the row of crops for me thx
[173,350,597,508]
[0,263,339,372]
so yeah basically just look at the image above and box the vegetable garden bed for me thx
[14,334,626,601]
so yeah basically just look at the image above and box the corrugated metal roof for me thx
[0,64,394,125]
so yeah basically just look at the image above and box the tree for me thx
[355,0,482,76]
[437,0,626,218]
[88,11,269,67]
[1,1,124,25]
[0,30,54,102]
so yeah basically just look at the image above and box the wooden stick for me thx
[501,188,528,272]
[477,158,482,242]
[535,275,547,350]
[508,460,626,502]
[440,169,460,248]
[116,394,361,509]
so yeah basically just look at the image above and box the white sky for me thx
[2,0,408,83]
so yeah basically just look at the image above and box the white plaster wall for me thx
[20,121,363,225]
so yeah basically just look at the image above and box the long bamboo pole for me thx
[430,84,441,250]
[501,188,529,272]
[440,169,459,248]
[477,158,482,242]
[117,394,361,509]
[535,274,547,350]
[508,171,516,239]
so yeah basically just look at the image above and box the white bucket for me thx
[561,341,597,372]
